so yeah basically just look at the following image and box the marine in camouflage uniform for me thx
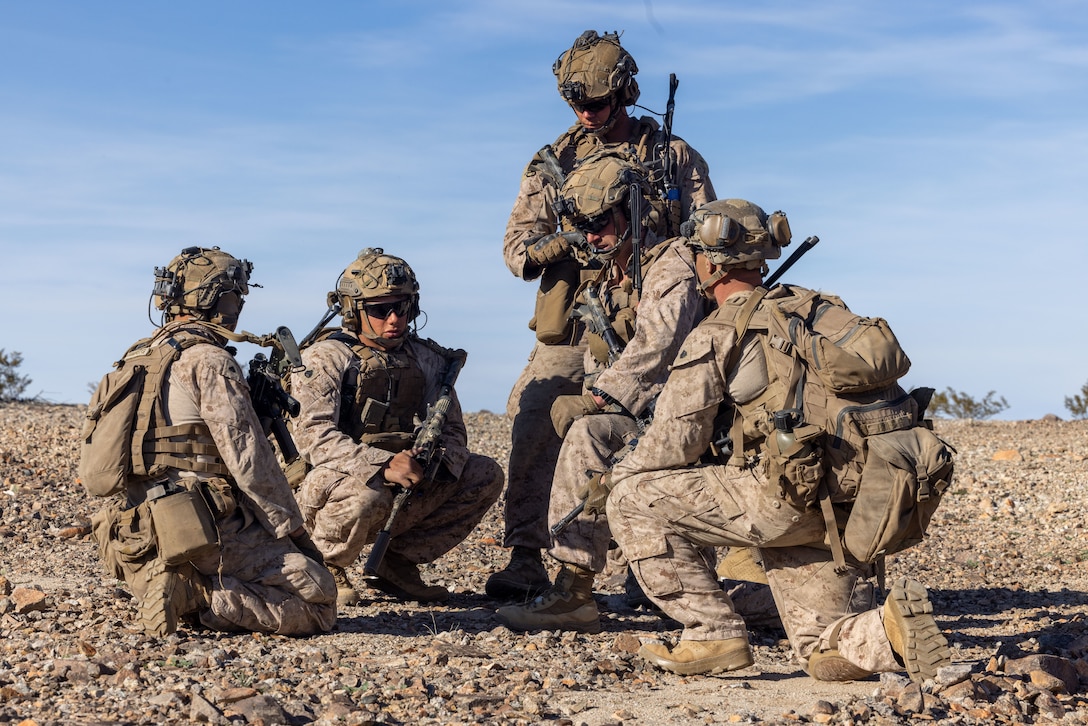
[492,29,716,599]
[498,154,777,633]
[292,249,504,606]
[606,201,952,682]
[86,247,337,636]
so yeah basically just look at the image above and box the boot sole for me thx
[638,644,754,676]
[495,602,603,634]
[885,577,950,683]
[137,560,177,637]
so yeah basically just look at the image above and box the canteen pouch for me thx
[762,423,826,508]
[149,487,219,565]
[530,259,581,344]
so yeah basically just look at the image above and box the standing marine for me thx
[491,29,716,600]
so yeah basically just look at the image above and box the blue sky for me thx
[1,1,1085,419]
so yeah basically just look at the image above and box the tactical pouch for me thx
[531,259,580,344]
[199,476,237,519]
[763,423,826,508]
[149,487,219,566]
[842,427,954,563]
[91,501,157,581]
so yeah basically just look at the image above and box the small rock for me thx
[1005,654,1079,694]
[11,587,49,614]
[992,449,1022,461]
[936,663,974,686]
[189,692,221,723]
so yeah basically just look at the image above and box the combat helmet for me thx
[553,30,640,109]
[682,199,792,272]
[334,248,420,345]
[153,246,252,329]
[552,148,663,263]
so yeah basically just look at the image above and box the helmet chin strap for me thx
[585,97,623,137]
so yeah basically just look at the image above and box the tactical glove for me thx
[576,471,614,516]
[525,231,585,267]
[550,392,601,438]
[290,529,325,566]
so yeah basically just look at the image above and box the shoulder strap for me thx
[133,327,230,478]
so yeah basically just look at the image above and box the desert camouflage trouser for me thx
[547,412,635,572]
[298,453,503,569]
[93,500,337,636]
[503,341,585,550]
[608,464,902,672]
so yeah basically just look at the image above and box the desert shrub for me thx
[930,387,1008,420]
[1065,380,1088,420]
[0,349,32,402]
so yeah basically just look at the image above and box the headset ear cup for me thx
[768,211,792,247]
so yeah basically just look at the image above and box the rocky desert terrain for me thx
[0,402,1086,725]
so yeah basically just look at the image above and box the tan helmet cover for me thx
[154,246,252,321]
[555,148,665,242]
[553,30,640,106]
[336,247,420,327]
[684,200,792,269]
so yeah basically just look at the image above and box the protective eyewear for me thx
[572,211,612,235]
[573,97,611,113]
[362,299,413,319]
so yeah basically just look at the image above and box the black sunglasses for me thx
[573,97,611,113]
[572,211,611,235]
[362,299,413,319]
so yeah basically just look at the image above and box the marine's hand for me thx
[382,450,425,489]
[550,392,602,438]
[525,231,584,266]
[289,527,325,566]
[575,472,613,516]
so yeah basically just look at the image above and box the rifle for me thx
[245,326,306,465]
[550,404,654,538]
[362,348,468,579]
[764,236,819,290]
[572,282,624,365]
[538,144,566,190]
[627,169,645,297]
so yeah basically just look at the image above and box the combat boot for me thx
[639,637,753,676]
[806,649,874,681]
[138,560,210,636]
[366,551,449,603]
[485,546,551,600]
[495,565,601,633]
[883,577,951,683]
[327,564,361,607]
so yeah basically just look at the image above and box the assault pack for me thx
[79,326,229,498]
[708,284,955,570]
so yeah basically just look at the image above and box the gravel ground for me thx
[1,402,1086,725]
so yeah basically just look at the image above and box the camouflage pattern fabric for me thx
[606,295,905,672]
[501,120,715,551]
[502,342,585,550]
[548,238,705,571]
[111,334,337,635]
[292,336,503,568]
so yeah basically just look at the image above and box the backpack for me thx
[709,284,955,568]
[79,327,228,497]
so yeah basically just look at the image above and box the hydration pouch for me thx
[763,423,826,508]
[149,486,219,565]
